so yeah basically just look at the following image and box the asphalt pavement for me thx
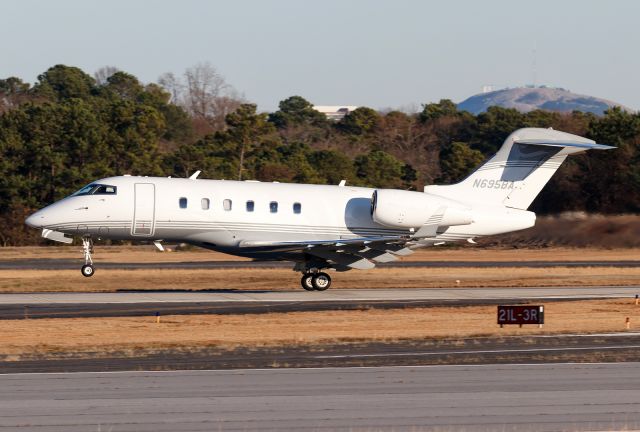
[1,363,639,431]
[1,286,637,319]
[2,286,639,305]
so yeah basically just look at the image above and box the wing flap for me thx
[238,235,408,252]
[238,235,412,270]
[306,249,376,270]
[341,246,399,263]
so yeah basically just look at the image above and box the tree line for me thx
[0,64,638,245]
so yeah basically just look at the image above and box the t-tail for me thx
[424,127,614,210]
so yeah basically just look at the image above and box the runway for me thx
[1,258,639,270]
[2,286,639,305]
[1,286,637,319]
[1,363,640,431]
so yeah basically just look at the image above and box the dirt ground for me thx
[1,299,639,359]
[1,266,639,292]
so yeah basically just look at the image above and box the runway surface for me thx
[2,363,640,431]
[3,286,639,305]
[1,286,637,319]
[2,258,639,270]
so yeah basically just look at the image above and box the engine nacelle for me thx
[371,189,473,229]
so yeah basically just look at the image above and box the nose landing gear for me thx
[81,236,95,277]
[300,272,331,291]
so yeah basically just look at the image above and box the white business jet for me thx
[25,128,613,290]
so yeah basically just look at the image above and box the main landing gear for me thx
[81,236,95,277]
[300,272,331,291]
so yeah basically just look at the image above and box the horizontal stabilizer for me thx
[514,139,615,151]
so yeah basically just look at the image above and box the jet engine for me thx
[370,189,474,229]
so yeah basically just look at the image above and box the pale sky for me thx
[2,0,639,111]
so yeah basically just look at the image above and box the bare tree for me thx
[94,66,119,85]
[184,62,227,118]
[157,62,244,133]
[158,72,183,104]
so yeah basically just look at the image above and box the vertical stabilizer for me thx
[424,128,614,210]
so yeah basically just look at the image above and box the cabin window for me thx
[223,199,232,211]
[270,201,278,213]
[293,202,302,214]
[201,198,210,210]
[179,197,187,209]
[246,200,254,212]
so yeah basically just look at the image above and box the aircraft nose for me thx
[25,211,45,228]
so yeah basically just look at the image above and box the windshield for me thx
[72,184,118,196]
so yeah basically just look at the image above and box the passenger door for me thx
[132,183,156,236]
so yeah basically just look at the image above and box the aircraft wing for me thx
[238,235,415,270]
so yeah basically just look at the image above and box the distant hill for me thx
[457,87,630,115]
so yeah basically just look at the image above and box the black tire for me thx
[312,272,331,291]
[81,264,95,277]
[301,274,315,291]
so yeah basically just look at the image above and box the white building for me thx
[313,105,359,121]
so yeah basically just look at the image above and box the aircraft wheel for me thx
[81,264,95,278]
[312,272,331,291]
[301,274,315,291]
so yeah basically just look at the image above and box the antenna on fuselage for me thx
[189,170,201,180]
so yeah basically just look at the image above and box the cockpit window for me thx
[73,184,96,196]
[73,184,117,196]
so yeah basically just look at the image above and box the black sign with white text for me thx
[497,305,544,326]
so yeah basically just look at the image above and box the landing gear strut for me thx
[81,237,95,277]
[300,272,331,291]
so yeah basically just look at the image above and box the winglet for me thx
[189,170,201,180]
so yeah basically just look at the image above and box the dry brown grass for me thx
[0,245,247,262]
[2,299,639,358]
[1,266,639,292]
[1,245,639,263]
[483,214,640,248]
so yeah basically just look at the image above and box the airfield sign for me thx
[497,305,544,327]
